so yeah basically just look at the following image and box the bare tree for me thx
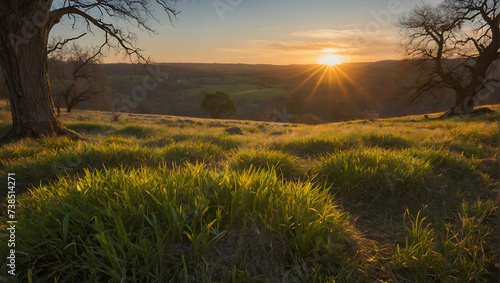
[0,1,179,142]
[399,0,500,118]
[49,43,111,116]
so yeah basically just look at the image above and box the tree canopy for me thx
[200,91,237,119]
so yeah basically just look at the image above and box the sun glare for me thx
[319,54,344,66]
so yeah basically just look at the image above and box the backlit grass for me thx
[391,200,498,282]
[4,165,367,282]
[228,148,304,180]
[315,148,433,197]
[0,105,498,282]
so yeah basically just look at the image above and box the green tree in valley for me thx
[200,91,237,119]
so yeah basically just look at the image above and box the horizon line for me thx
[100,59,402,66]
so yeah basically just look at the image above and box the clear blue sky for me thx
[50,0,416,64]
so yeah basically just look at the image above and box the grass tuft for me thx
[228,148,304,180]
[360,132,414,149]
[115,124,160,138]
[275,138,351,157]
[315,148,433,197]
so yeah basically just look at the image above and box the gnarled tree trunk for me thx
[440,88,476,118]
[0,1,82,142]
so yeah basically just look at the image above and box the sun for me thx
[319,54,345,66]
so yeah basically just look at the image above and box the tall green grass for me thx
[315,148,433,197]
[274,138,350,157]
[4,165,367,282]
[228,148,304,180]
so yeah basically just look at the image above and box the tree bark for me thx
[0,2,83,142]
[437,85,496,119]
[440,90,475,118]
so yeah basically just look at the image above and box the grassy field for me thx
[0,102,498,282]
[181,84,260,98]
[231,88,287,102]
[180,84,286,103]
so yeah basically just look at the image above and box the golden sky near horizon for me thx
[50,0,416,65]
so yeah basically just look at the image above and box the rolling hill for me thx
[0,101,498,281]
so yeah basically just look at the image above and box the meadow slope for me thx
[0,102,499,282]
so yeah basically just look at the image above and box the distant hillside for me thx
[1,61,498,122]
[99,61,499,122]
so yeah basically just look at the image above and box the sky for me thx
[50,0,419,65]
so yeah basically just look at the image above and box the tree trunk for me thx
[65,95,74,113]
[66,106,73,113]
[0,2,83,142]
[440,88,476,119]
[55,91,63,118]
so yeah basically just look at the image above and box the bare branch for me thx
[47,33,87,55]
[47,1,180,64]
[399,0,500,116]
